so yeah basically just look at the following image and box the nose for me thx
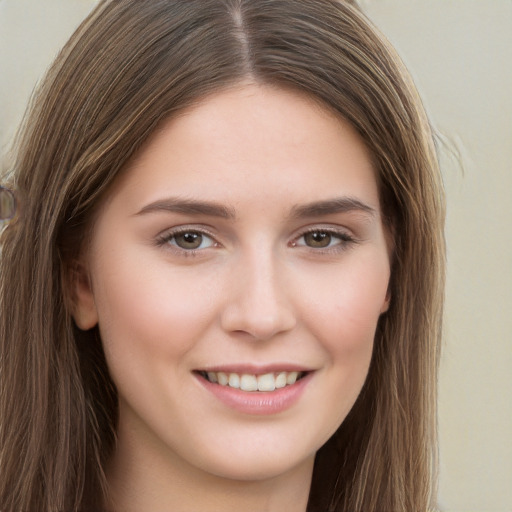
[220,250,297,341]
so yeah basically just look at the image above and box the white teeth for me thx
[217,372,228,386]
[275,372,287,389]
[240,374,258,391]
[257,373,276,391]
[203,370,305,391]
[286,371,299,385]
[228,373,240,389]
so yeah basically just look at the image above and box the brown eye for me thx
[157,229,216,252]
[303,231,333,248]
[173,232,206,250]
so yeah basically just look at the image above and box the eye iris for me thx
[175,232,202,249]
[305,231,331,248]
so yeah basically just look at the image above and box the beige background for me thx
[1,1,511,510]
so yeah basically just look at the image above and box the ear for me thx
[69,260,99,330]
[380,288,391,314]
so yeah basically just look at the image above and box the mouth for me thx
[196,370,309,392]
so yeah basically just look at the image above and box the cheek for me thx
[91,253,219,368]
[309,259,388,417]
[301,254,389,352]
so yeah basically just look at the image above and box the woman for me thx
[0,0,445,511]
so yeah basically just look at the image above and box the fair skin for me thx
[74,84,391,512]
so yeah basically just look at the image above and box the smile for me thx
[198,370,306,392]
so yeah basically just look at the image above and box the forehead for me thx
[104,83,380,216]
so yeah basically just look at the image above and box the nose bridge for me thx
[220,244,296,340]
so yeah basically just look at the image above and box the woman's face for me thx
[74,84,391,483]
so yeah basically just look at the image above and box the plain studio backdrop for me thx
[1,1,511,511]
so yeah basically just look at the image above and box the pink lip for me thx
[195,371,313,415]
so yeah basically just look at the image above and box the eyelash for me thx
[155,226,358,257]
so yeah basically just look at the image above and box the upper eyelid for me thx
[299,226,351,235]
[294,224,356,239]
[157,224,218,239]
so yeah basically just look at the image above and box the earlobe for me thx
[70,261,99,330]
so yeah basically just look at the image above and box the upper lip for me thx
[194,363,314,375]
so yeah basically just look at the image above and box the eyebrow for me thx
[135,197,236,219]
[289,197,377,219]
[135,196,376,221]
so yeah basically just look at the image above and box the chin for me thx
[188,436,318,483]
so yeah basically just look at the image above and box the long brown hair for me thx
[0,1,445,510]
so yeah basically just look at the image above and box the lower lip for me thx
[196,373,313,415]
